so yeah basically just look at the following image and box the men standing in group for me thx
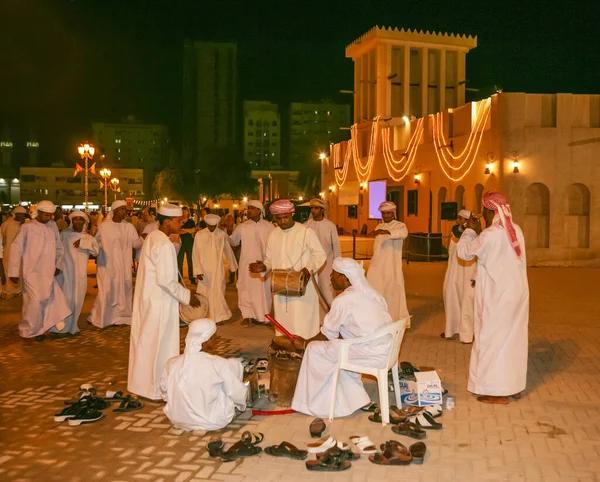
[249,200,327,339]
[57,211,100,335]
[457,192,529,405]
[442,209,477,343]
[192,214,238,323]
[128,204,201,400]
[228,200,274,326]
[8,201,71,340]
[89,200,143,328]
[1,206,26,298]
[178,206,197,285]
[367,201,410,325]
[304,198,342,313]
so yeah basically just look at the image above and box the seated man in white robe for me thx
[57,211,100,335]
[457,192,529,405]
[291,257,394,418]
[192,214,238,323]
[160,318,247,432]
[442,209,477,343]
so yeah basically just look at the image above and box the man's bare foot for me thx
[477,395,509,405]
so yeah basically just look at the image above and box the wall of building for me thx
[244,101,281,169]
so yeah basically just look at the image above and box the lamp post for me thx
[109,177,120,201]
[99,167,111,213]
[77,143,96,212]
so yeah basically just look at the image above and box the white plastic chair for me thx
[328,318,410,425]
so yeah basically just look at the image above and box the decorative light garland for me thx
[350,117,381,183]
[381,118,425,181]
[333,141,353,187]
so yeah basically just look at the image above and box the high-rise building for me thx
[91,116,169,197]
[243,101,281,169]
[289,101,351,170]
[182,41,237,168]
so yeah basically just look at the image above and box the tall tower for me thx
[243,101,281,169]
[182,41,238,168]
[346,27,477,122]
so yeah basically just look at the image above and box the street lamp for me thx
[109,177,120,201]
[99,167,111,213]
[77,143,96,212]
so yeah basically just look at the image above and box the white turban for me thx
[12,206,26,214]
[158,203,183,217]
[332,257,388,308]
[204,214,220,226]
[179,319,217,389]
[37,200,56,214]
[69,210,89,223]
[378,201,397,212]
[247,200,264,216]
[111,200,126,211]
[458,209,472,220]
[310,198,326,209]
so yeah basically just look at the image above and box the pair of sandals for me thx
[54,395,110,426]
[305,445,359,472]
[207,431,264,462]
[369,440,427,465]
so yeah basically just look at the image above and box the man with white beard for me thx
[193,214,238,323]
[366,201,410,326]
[128,204,201,400]
[442,209,477,343]
[227,200,274,326]
[458,192,529,405]
[304,198,342,314]
[89,200,143,328]
[1,206,27,298]
[8,200,71,341]
[56,211,99,335]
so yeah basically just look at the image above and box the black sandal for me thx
[220,440,262,462]
[265,442,308,460]
[207,439,224,458]
[305,453,351,472]
[410,442,427,464]
[309,418,326,438]
[113,396,144,413]
[392,421,427,439]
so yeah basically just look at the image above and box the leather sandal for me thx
[305,453,351,472]
[264,441,308,460]
[309,417,326,438]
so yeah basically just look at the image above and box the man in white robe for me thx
[458,191,529,404]
[228,200,274,326]
[292,257,395,417]
[128,204,200,400]
[160,318,247,432]
[8,201,71,340]
[89,200,143,328]
[193,214,238,323]
[367,201,410,325]
[57,211,100,335]
[1,206,27,298]
[249,199,327,339]
[304,198,342,314]
[442,209,477,343]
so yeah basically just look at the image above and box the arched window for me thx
[437,186,447,232]
[455,185,465,210]
[525,183,550,248]
[565,183,590,248]
[473,184,484,214]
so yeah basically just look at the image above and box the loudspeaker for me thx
[441,202,458,220]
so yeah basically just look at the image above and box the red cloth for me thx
[482,192,521,259]
[269,199,295,215]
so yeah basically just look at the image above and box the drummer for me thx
[249,199,327,339]
[128,204,201,401]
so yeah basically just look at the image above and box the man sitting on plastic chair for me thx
[291,257,393,418]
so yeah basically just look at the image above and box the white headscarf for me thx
[32,200,56,219]
[310,198,326,209]
[378,201,397,212]
[158,204,183,217]
[178,319,217,389]
[69,210,89,223]
[247,200,264,217]
[332,257,388,309]
[12,206,27,215]
[204,214,220,226]
[106,200,127,221]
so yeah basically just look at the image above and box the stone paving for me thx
[1,262,600,481]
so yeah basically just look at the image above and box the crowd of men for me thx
[0,190,529,429]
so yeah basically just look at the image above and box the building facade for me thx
[244,101,281,169]
[182,41,237,168]
[323,27,600,265]
[289,101,350,170]
[0,129,39,205]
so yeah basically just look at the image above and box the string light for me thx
[381,118,424,181]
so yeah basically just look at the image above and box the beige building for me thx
[324,27,600,265]
[18,167,145,209]
[91,116,169,196]
[244,101,281,169]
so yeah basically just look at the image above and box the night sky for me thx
[1,0,598,164]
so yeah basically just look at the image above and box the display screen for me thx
[368,180,387,219]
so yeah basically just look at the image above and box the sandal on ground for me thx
[410,442,427,464]
[391,421,427,439]
[368,407,406,425]
[411,412,443,430]
[305,453,351,472]
[368,445,412,466]
[67,406,104,426]
[317,445,360,461]
[360,402,379,412]
[54,402,84,422]
[220,441,262,462]
[477,395,509,405]
[349,435,377,454]
[424,404,443,418]
[400,361,419,376]
[309,417,326,438]
[264,442,308,460]
[207,438,224,458]
[240,431,264,446]
[113,396,144,413]
[307,436,337,454]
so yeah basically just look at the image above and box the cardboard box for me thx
[399,370,443,406]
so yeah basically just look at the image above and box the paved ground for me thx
[1,261,600,482]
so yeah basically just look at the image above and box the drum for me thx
[271,269,309,297]
[267,339,304,408]
[179,293,209,324]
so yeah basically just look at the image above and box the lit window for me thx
[271,153,275,157]
[314,110,318,115]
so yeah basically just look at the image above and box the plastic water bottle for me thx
[446,396,455,410]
